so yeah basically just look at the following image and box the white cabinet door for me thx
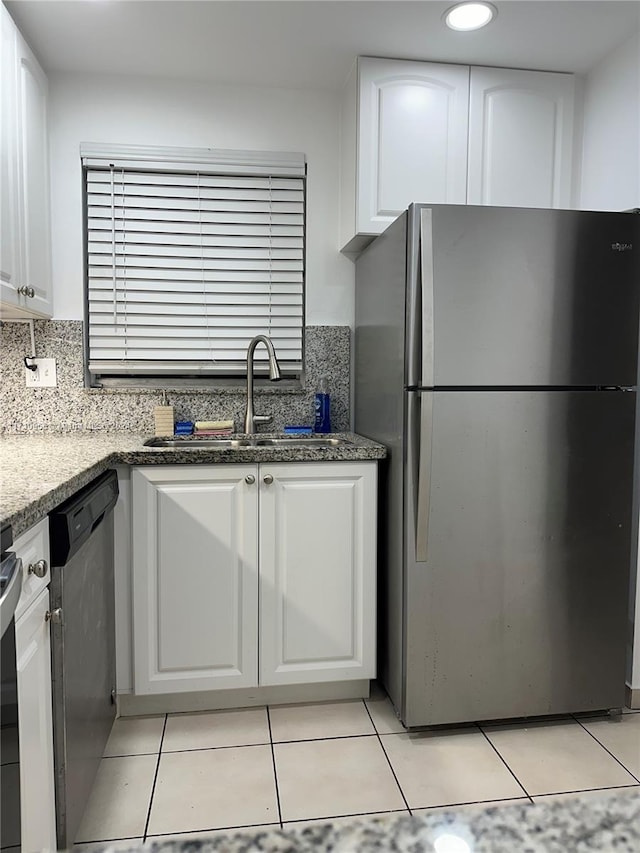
[0,6,51,319]
[14,517,50,623]
[357,58,469,236]
[16,587,56,853]
[15,27,52,317]
[0,4,21,308]
[259,462,377,685]
[132,465,259,693]
[467,66,575,209]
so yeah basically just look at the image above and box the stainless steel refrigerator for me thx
[354,203,640,727]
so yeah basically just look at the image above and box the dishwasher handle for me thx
[49,469,119,567]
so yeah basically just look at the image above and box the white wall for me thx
[48,71,354,324]
[579,33,640,211]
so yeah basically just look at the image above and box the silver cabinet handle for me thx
[28,559,48,578]
[245,474,255,484]
[45,608,63,624]
[17,286,35,298]
[263,474,274,485]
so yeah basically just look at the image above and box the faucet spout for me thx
[244,335,281,434]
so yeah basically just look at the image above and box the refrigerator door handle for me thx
[419,208,435,389]
[415,393,433,563]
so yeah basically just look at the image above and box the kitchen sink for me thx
[143,436,354,449]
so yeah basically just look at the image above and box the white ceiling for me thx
[6,0,640,91]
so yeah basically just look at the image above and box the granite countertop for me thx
[0,432,386,537]
[77,787,640,852]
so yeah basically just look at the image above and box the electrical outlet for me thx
[25,358,57,388]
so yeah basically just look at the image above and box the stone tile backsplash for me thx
[0,321,350,434]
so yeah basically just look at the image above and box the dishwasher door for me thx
[49,469,119,849]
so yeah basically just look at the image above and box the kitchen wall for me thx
[1,70,357,436]
[579,32,640,211]
[47,70,354,325]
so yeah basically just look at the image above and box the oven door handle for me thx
[0,555,23,638]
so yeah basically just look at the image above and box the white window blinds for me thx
[83,146,306,378]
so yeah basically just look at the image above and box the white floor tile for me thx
[577,714,640,779]
[103,716,165,757]
[147,745,278,834]
[274,736,405,821]
[74,755,157,843]
[163,707,270,751]
[365,694,406,735]
[269,700,375,742]
[483,719,638,796]
[380,729,525,809]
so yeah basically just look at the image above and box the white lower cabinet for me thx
[132,462,377,696]
[15,587,56,853]
[12,518,56,853]
[259,463,376,685]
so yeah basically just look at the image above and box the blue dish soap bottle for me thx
[314,376,331,434]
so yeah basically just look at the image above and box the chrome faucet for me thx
[244,335,281,433]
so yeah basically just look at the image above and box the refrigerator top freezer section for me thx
[410,204,640,389]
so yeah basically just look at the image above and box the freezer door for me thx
[402,389,634,727]
[415,205,640,387]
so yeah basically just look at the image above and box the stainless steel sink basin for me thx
[143,436,354,450]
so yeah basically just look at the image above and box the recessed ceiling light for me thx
[444,2,497,31]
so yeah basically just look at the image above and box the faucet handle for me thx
[253,415,272,425]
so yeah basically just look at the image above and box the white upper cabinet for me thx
[0,4,52,319]
[467,67,575,209]
[1,4,21,302]
[342,58,470,252]
[341,56,576,254]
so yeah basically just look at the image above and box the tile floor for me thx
[74,685,640,848]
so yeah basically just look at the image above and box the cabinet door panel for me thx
[16,31,51,315]
[0,5,20,303]
[260,462,376,685]
[16,588,56,853]
[467,67,574,208]
[358,58,469,234]
[133,466,258,693]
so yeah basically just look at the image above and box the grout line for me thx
[411,796,531,812]
[156,740,272,754]
[150,732,383,758]
[280,807,411,826]
[143,714,168,841]
[362,699,412,814]
[571,715,640,784]
[531,783,640,802]
[266,706,284,828]
[477,724,534,804]
[76,836,144,846]
[145,821,281,841]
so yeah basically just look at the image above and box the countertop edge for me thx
[1,433,386,538]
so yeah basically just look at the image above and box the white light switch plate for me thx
[25,358,57,388]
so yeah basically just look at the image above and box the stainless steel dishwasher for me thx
[48,468,119,849]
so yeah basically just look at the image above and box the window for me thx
[82,144,306,385]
